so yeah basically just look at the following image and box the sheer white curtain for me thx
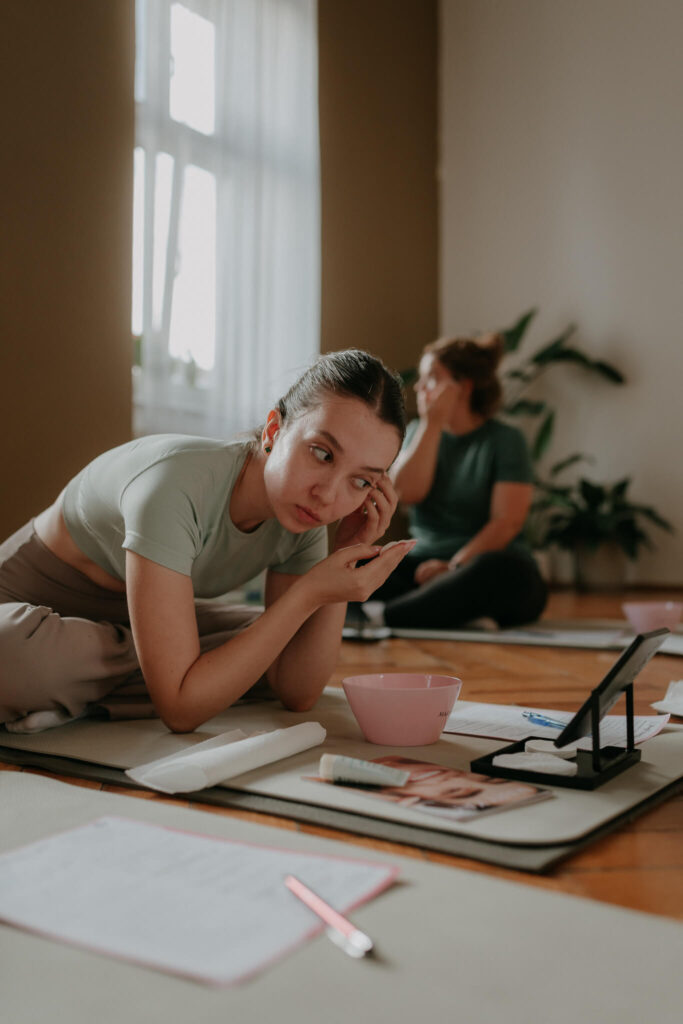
[132,0,320,438]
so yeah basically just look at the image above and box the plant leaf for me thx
[504,368,535,381]
[580,479,606,507]
[591,360,625,384]
[530,325,577,365]
[627,505,676,532]
[501,308,537,353]
[505,398,547,416]
[532,410,555,460]
[399,367,418,387]
[549,452,592,477]
[611,478,631,501]
[534,346,593,368]
[533,345,627,383]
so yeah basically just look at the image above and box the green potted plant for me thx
[500,308,624,461]
[534,468,675,589]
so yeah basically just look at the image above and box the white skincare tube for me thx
[319,754,409,787]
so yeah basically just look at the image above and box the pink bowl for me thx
[622,601,683,633]
[341,673,462,746]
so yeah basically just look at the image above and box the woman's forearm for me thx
[451,518,524,567]
[452,484,532,568]
[169,582,320,731]
[390,419,442,503]
[267,602,347,712]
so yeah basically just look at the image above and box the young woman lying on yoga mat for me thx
[357,332,547,632]
[0,350,413,733]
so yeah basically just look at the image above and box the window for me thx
[132,0,320,437]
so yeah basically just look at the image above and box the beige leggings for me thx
[0,521,264,727]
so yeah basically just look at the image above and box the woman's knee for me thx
[450,550,547,625]
[0,603,60,720]
[0,602,53,661]
[490,555,548,625]
[467,550,520,577]
[0,602,139,722]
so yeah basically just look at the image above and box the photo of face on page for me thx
[369,757,552,822]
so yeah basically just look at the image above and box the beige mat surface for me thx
[2,690,681,850]
[1,772,682,1024]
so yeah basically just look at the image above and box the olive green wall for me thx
[0,1,134,539]
[318,0,438,380]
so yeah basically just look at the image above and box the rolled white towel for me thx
[126,722,327,794]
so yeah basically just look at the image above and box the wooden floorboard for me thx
[3,587,682,920]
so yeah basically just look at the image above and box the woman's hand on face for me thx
[417,379,457,429]
[303,539,417,607]
[333,473,399,551]
[414,558,450,586]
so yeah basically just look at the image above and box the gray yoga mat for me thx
[369,621,683,655]
[1,744,680,872]
[2,691,681,872]
[1,772,682,1024]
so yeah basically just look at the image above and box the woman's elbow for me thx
[496,517,527,543]
[155,694,204,733]
[161,709,202,734]
[279,692,320,714]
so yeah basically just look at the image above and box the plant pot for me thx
[532,549,552,583]
[573,542,628,591]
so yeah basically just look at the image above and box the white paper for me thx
[651,680,683,717]
[445,700,670,750]
[661,633,683,657]
[0,816,397,985]
[126,722,326,793]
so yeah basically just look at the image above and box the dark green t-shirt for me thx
[404,419,533,560]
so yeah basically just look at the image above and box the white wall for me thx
[440,0,683,583]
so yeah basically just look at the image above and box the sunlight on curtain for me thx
[132,0,320,438]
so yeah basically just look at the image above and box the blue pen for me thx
[522,710,567,730]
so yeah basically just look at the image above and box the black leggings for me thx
[370,550,548,630]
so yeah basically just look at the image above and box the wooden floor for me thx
[2,587,682,921]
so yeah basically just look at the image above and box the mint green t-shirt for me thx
[62,435,328,598]
[404,419,533,560]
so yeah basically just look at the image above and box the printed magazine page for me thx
[309,756,554,823]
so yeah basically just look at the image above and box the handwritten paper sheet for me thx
[0,817,397,985]
[445,700,670,748]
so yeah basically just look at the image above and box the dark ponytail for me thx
[276,349,406,440]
